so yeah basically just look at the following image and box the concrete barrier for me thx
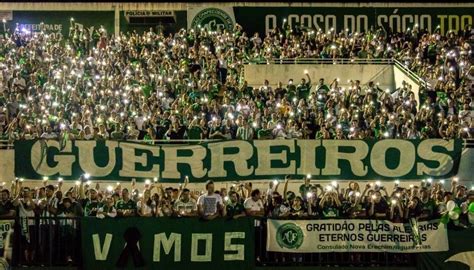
[244,64,395,90]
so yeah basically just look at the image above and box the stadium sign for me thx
[5,11,114,37]
[267,219,448,253]
[124,11,174,17]
[14,139,462,181]
[81,217,254,270]
[232,7,473,35]
[188,7,235,31]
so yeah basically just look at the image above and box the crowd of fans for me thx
[0,176,473,265]
[0,22,472,141]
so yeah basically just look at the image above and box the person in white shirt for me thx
[137,189,155,217]
[197,181,223,220]
[12,74,26,92]
[244,189,264,217]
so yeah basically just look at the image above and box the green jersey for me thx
[116,199,137,212]
[187,126,202,140]
[111,131,125,140]
[296,82,312,99]
[322,205,340,218]
[257,129,273,139]
[84,200,103,216]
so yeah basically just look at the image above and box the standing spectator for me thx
[137,189,155,217]
[0,189,15,218]
[13,187,36,265]
[244,189,264,217]
[368,191,388,219]
[116,188,137,217]
[96,196,117,218]
[82,188,101,217]
[197,181,223,220]
[57,197,82,264]
[225,191,246,219]
[174,188,197,217]
[236,119,254,140]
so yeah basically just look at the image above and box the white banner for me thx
[267,219,448,253]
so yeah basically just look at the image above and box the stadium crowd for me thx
[1,176,473,265]
[0,22,472,141]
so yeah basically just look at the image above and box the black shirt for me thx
[371,199,388,219]
[0,200,15,217]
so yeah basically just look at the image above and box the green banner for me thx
[6,11,114,38]
[233,7,473,36]
[81,217,255,270]
[14,139,462,182]
[417,227,474,270]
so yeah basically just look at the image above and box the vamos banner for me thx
[267,219,448,253]
[14,139,462,181]
[233,7,473,36]
[82,217,254,270]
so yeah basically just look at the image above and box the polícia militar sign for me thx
[14,139,462,181]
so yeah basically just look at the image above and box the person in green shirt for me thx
[319,191,341,218]
[286,79,297,100]
[83,189,102,217]
[296,73,312,99]
[299,175,313,200]
[186,119,203,140]
[110,123,125,140]
[97,196,117,218]
[115,188,137,217]
[419,188,436,220]
[257,122,273,139]
[236,119,254,140]
[225,191,246,219]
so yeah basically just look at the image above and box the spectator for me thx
[197,181,223,220]
[244,189,264,217]
[174,188,197,217]
[225,191,246,219]
[116,188,137,217]
[0,189,15,218]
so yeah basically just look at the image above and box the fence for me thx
[243,58,395,65]
[0,217,82,267]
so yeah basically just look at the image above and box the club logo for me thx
[191,8,233,31]
[276,223,303,249]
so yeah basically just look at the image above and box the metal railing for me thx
[243,57,429,88]
[393,59,431,88]
[4,217,82,267]
[244,58,395,65]
[0,139,224,149]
